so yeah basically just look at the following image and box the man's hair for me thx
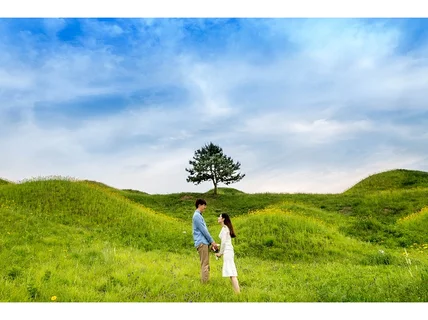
[195,198,207,208]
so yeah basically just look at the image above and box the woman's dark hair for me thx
[195,198,207,208]
[221,213,236,238]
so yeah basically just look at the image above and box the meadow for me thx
[1,169,428,302]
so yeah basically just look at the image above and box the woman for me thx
[215,213,240,294]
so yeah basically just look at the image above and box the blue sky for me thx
[1,18,428,193]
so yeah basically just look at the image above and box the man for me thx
[192,198,218,283]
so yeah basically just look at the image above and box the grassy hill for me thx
[233,207,398,265]
[0,178,189,251]
[205,187,245,195]
[345,169,428,193]
[0,178,12,185]
[120,187,428,247]
[1,171,428,302]
[397,207,428,244]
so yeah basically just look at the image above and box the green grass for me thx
[0,178,190,251]
[205,187,245,195]
[345,169,428,193]
[0,178,12,185]
[1,170,428,302]
[2,201,427,302]
[120,187,428,248]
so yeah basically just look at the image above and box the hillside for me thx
[205,187,245,195]
[345,169,428,193]
[0,178,190,251]
[120,187,428,248]
[82,180,120,192]
[232,207,400,265]
[1,173,428,302]
[397,207,428,244]
[0,178,12,185]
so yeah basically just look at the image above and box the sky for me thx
[1,17,428,194]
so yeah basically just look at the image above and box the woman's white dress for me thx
[219,225,238,277]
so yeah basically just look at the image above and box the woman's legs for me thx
[230,276,240,293]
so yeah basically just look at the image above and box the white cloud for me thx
[184,62,237,118]
[242,113,374,144]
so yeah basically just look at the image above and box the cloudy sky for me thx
[0,18,427,194]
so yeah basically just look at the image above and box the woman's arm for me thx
[218,227,228,255]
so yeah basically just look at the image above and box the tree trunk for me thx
[213,180,217,195]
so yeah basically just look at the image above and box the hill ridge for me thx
[345,169,428,194]
[0,178,14,185]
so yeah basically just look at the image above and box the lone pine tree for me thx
[185,142,245,195]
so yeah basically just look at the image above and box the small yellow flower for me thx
[51,296,57,301]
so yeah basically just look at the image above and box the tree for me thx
[185,142,245,195]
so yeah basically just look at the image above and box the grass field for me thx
[1,169,428,302]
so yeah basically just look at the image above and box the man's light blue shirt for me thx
[192,209,214,247]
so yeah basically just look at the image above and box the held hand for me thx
[215,253,221,258]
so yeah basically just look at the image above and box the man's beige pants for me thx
[197,244,210,283]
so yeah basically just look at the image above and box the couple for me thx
[192,198,240,294]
